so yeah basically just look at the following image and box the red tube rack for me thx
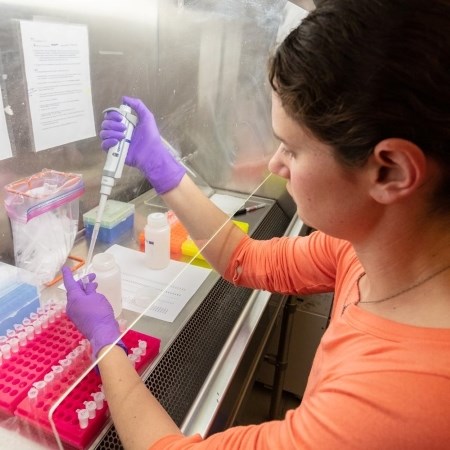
[0,311,160,449]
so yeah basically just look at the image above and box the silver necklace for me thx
[342,263,450,314]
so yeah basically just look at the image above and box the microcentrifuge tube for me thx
[28,387,39,404]
[44,372,55,385]
[84,400,97,419]
[25,326,35,341]
[0,336,7,345]
[14,323,25,332]
[118,318,127,332]
[79,338,89,349]
[59,359,72,375]
[52,365,64,380]
[131,347,143,363]
[77,409,89,429]
[17,331,27,347]
[48,309,56,324]
[1,344,11,360]
[29,312,39,321]
[40,314,49,329]
[138,340,147,355]
[33,380,46,395]
[73,345,85,357]
[33,319,42,335]
[6,329,15,339]
[54,304,63,318]
[22,317,32,326]
[37,307,45,315]
[128,353,138,368]
[91,391,105,409]
[9,338,19,353]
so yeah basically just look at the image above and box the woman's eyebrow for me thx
[272,130,284,142]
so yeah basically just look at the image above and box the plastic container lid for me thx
[146,212,168,228]
[83,200,134,228]
[92,253,116,271]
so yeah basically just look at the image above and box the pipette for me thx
[84,104,138,275]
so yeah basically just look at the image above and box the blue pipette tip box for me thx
[0,262,40,335]
[83,200,135,244]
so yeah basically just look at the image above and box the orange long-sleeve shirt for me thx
[151,231,450,449]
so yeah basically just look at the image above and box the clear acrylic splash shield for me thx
[45,180,270,448]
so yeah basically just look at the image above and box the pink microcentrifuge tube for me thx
[77,408,89,429]
[29,312,39,321]
[0,336,7,345]
[1,344,11,360]
[91,391,105,410]
[22,317,32,326]
[9,338,19,353]
[84,400,97,419]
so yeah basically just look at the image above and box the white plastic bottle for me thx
[144,212,170,269]
[92,253,122,318]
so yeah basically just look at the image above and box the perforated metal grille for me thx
[95,203,290,449]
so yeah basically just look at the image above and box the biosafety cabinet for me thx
[0,1,323,449]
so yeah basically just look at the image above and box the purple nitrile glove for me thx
[62,266,126,358]
[99,96,186,194]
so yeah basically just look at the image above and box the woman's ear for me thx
[368,138,427,204]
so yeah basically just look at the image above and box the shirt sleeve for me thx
[223,231,345,295]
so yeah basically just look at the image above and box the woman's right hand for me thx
[99,96,186,194]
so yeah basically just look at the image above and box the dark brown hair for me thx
[269,0,450,211]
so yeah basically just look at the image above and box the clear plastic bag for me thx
[4,169,84,286]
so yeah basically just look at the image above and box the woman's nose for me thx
[268,145,288,178]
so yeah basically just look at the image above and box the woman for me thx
[63,0,450,448]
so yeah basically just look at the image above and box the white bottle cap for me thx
[147,212,168,229]
[92,252,116,270]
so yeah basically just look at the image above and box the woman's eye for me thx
[282,147,294,158]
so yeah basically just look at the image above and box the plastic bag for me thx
[4,169,84,286]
